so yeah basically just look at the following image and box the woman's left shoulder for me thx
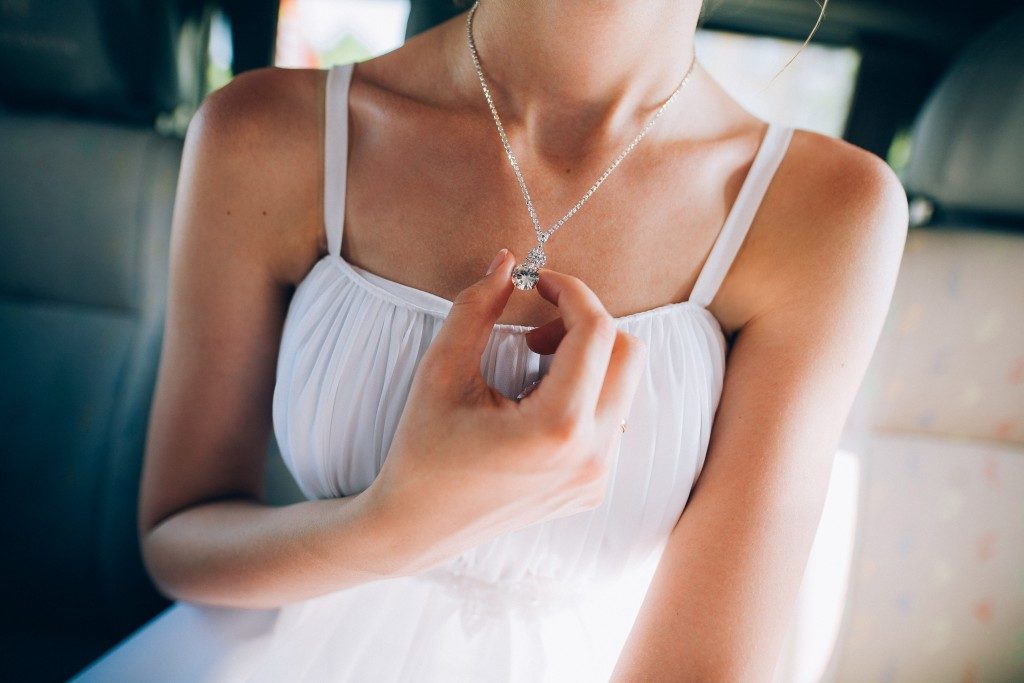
[736,124,910,328]
[781,126,910,241]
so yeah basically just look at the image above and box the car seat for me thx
[0,1,211,679]
[790,6,1024,682]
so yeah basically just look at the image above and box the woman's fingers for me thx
[526,316,647,435]
[523,316,565,355]
[424,249,515,388]
[594,330,647,434]
[424,255,639,433]
[527,268,617,420]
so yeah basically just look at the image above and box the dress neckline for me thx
[321,61,795,336]
[322,250,723,334]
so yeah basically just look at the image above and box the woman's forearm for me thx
[140,488,417,610]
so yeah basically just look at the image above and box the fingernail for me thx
[485,248,508,276]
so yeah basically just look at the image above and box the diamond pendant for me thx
[511,265,540,290]
[511,243,547,291]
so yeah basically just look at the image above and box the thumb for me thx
[428,248,516,377]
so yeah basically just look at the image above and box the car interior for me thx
[0,0,1021,681]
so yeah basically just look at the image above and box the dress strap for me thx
[324,62,355,258]
[688,121,794,308]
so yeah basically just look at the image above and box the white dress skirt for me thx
[71,61,795,682]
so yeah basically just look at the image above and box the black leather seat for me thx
[0,2,209,679]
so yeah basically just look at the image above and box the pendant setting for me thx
[511,243,547,291]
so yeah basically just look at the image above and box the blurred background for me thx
[0,0,1021,681]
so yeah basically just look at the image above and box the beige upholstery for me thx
[867,229,1024,444]
[777,7,1024,682]
[821,227,1024,682]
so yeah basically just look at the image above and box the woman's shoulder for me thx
[184,66,331,283]
[775,126,908,248]
[787,125,903,193]
[199,65,325,124]
[191,66,328,168]
[723,122,909,333]
[775,126,909,265]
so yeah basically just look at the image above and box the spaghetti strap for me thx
[324,62,355,258]
[688,121,794,308]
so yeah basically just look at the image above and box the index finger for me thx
[526,268,617,420]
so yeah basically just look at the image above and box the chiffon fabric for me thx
[72,61,794,682]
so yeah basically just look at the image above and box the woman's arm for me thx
[138,68,415,610]
[137,67,646,612]
[610,135,909,680]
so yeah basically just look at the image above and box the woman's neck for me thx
[446,0,703,158]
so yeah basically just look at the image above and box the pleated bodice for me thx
[271,61,794,595]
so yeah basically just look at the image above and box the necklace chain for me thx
[465,0,697,288]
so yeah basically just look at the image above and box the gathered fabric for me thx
[72,61,794,682]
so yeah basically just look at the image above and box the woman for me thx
[73,0,908,680]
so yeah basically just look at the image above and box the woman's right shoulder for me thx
[191,66,326,144]
[180,67,331,283]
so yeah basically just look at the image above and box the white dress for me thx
[72,61,794,682]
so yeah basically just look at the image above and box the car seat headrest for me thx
[0,0,200,123]
[903,6,1024,222]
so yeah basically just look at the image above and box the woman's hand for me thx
[364,249,648,574]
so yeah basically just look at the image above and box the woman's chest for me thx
[271,262,728,503]
[342,119,747,327]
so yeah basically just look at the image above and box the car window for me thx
[694,29,861,138]
[275,0,411,68]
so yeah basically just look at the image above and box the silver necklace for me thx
[465,0,697,290]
